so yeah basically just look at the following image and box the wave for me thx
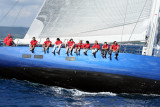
[50,86,116,97]
[1,79,160,98]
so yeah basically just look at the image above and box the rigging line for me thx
[128,0,148,41]
[74,20,145,35]
[121,0,129,43]
[12,3,23,27]
[0,0,20,25]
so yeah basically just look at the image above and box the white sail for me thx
[16,0,155,44]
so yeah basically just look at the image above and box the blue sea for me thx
[0,79,160,107]
[0,27,160,106]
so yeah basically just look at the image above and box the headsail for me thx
[19,0,154,44]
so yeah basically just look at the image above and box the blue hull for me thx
[0,47,160,94]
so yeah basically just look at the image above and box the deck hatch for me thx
[34,55,43,59]
[22,54,31,58]
[65,57,76,61]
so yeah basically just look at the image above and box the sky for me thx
[0,0,44,27]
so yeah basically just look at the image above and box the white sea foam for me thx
[119,93,160,97]
[50,86,160,97]
[141,94,160,97]
[18,80,160,97]
[50,86,117,97]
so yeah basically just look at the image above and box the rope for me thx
[121,0,129,43]
[0,0,20,25]
[128,0,148,41]
[120,0,129,53]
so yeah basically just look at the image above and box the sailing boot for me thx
[47,49,49,53]
[93,52,96,58]
[52,51,55,55]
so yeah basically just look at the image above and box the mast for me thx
[142,0,160,56]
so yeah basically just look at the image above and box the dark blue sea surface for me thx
[0,79,160,106]
[0,26,28,40]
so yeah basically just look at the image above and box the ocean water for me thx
[0,26,28,40]
[0,79,160,107]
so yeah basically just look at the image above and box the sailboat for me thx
[0,0,160,94]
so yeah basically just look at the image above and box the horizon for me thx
[0,26,29,28]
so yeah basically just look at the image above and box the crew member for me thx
[92,40,100,58]
[52,38,62,55]
[108,41,119,58]
[65,38,75,55]
[3,34,12,46]
[101,42,109,58]
[83,41,90,55]
[74,40,83,54]
[6,36,14,46]
[43,37,52,53]
[30,37,38,53]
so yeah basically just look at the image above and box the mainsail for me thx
[19,0,155,44]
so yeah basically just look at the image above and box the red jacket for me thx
[3,36,10,43]
[44,40,52,46]
[111,44,119,51]
[92,43,100,49]
[6,38,13,46]
[55,40,62,45]
[30,40,38,46]
[83,43,90,49]
[67,41,75,47]
[76,43,83,48]
[102,44,109,50]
